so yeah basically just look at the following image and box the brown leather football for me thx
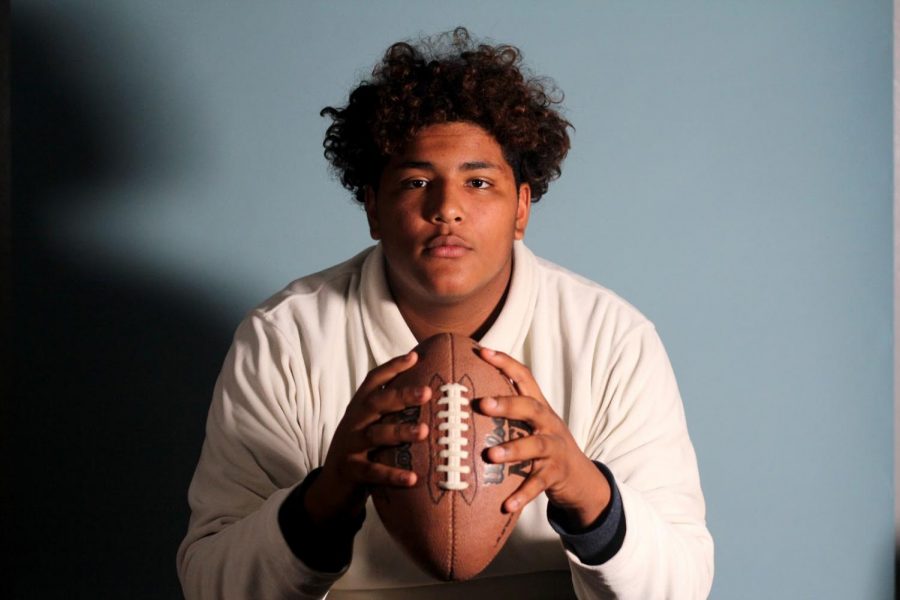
[371,333,533,581]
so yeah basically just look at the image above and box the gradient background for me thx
[10,1,893,598]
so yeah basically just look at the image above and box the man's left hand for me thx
[477,348,611,529]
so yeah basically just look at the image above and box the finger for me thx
[486,433,558,464]
[365,421,429,447]
[347,456,418,487]
[503,467,554,513]
[479,348,543,401]
[357,385,432,427]
[477,394,547,426]
[357,351,418,397]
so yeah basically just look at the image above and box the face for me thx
[365,122,531,310]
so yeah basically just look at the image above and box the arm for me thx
[479,324,713,599]
[177,312,430,599]
[176,313,336,600]
[574,323,713,599]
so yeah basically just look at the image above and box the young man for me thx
[178,29,713,599]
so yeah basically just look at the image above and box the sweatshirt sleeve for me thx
[570,323,714,600]
[176,311,343,600]
[546,461,626,565]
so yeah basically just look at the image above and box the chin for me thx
[418,280,481,304]
[423,288,473,305]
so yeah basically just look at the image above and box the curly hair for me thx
[321,28,572,203]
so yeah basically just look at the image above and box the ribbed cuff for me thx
[278,468,367,573]
[546,461,626,566]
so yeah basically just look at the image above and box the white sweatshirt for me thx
[177,242,714,599]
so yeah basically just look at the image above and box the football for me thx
[371,333,533,581]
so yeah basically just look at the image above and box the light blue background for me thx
[16,1,893,597]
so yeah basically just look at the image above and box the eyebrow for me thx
[396,160,501,171]
[461,161,500,171]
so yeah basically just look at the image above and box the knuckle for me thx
[554,433,573,455]
[543,460,561,479]
[343,458,364,482]
[364,424,380,443]
[362,389,385,413]
[402,386,420,404]
[359,398,375,417]
[361,461,381,480]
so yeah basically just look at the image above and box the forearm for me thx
[178,486,344,600]
[279,468,366,573]
[567,480,713,600]
[566,324,713,599]
[547,461,626,567]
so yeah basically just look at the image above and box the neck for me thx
[387,265,512,342]
[395,285,510,342]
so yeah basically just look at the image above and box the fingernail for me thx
[492,446,506,459]
[483,348,496,356]
[507,498,520,511]
[482,397,497,410]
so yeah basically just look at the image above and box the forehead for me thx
[389,122,509,167]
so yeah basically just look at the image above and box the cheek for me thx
[380,216,422,248]
[485,208,520,237]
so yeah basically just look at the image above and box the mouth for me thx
[424,234,472,258]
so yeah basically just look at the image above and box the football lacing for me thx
[436,382,471,490]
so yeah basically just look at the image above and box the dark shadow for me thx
[11,10,233,599]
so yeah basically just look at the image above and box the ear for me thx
[513,183,531,240]
[364,186,381,240]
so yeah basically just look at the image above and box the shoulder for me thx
[257,246,372,313]
[527,249,653,341]
[236,246,375,347]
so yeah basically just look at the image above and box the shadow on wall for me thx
[11,11,232,599]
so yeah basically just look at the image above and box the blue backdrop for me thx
[12,1,892,598]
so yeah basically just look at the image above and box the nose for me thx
[428,182,464,225]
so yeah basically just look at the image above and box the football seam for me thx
[449,333,456,581]
[447,459,455,579]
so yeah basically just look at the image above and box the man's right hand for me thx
[303,351,431,524]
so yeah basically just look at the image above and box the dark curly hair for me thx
[321,28,572,203]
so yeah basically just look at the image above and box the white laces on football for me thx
[436,382,471,490]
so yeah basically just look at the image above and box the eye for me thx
[402,178,429,189]
[468,178,492,189]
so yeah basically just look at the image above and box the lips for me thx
[425,234,472,258]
